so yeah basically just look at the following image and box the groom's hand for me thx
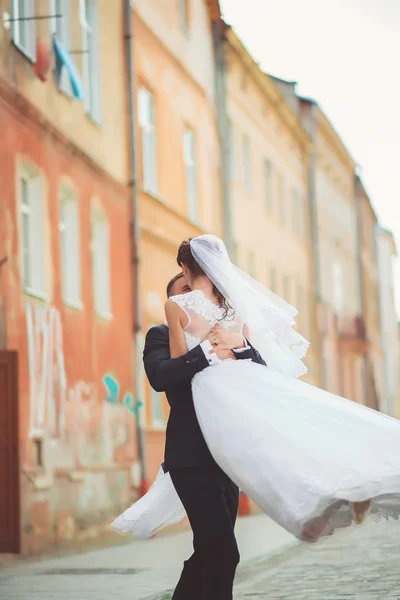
[207,324,245,354]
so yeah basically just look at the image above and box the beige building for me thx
[223,32,319,385]
[308,104,366,403]
[357,179,384,409]
[376,227,400,416]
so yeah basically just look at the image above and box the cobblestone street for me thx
[1,517,399,599]
[234,519,400,600]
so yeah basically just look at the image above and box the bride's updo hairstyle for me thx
[177,238,234,320]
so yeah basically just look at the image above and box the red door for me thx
[0,351,20,553]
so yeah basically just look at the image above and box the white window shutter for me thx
[29,177,45,294]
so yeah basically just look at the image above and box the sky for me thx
[220,0,400,315]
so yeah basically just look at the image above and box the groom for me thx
[143,273,266,600]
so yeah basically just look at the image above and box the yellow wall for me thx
[225,36,319,384]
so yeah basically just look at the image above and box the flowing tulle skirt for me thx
[111,361,400,542]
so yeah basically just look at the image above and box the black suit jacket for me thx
[143,324,266,470]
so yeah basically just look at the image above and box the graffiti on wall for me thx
[26,302,138,468]
[26,303,67,439]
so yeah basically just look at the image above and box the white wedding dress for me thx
[112,289,400,543]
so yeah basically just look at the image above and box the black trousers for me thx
[170,464,240,600]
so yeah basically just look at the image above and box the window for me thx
[298,195,307,240]
[50,0,69,41]
[227,120,234,181]
[91,209,111,318]
[248,251,256,278]
[278,173,285,225]
[296,284,310,336]
[269,265,277,293]
[183,128,198,221]
[151,388,165,429]
[80,0,101,122]
[12,0,36,61]
[179,0,189,33]
[283,275,290,303]
[332,261,343,313]
[265,159,272,213]
[50,0,72,93]
[138,88,157,195]
[59,189,82,307]
[242,134,252,192]
[20,168,46,297]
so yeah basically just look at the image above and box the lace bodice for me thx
[170,290,243,350]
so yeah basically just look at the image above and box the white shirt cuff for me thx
[233,337,250,353]
[200,340,221,365]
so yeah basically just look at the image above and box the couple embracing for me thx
[113,234,400,600]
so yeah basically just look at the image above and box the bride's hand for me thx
[207,324,245,353]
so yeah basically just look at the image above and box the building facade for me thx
[223,33,320,386]
[0,0,138,555]
[357,179,384,409]
[132,0,223,481]
[376,227,400,417]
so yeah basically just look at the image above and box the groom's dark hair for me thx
[166,272,184,298]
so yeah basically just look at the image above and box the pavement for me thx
[0,515,399,599]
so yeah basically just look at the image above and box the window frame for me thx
[138,87,158,195]
[183,127,198,222]
[91,208,112,320]
[178,0,190,33]
[242,134,252,192]
[80,0,101,122]
[50,0,72,95]
[59,187,83,310]
[19,165,47,300]
[332,261,344,314]
[150,387,165,430]
[265,159,272,213]
[12,0,36,62]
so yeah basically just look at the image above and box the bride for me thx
[112,234,400,543]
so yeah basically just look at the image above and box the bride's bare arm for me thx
[243,323,251,342]
[165,300,188,358]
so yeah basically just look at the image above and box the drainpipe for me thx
[354,173,369,407]
[308,103,327,389]
[124,0,148,494]
[212,20,235,261]
[0,256,8,350]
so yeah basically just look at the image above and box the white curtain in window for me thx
[183,129,197,221]
[60,194,81,305]
[92,211,111,316]
[138,88,157,194]
[21,173,45,294]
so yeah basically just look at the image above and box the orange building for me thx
[131,0,224,480]
[0,0,137,555]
